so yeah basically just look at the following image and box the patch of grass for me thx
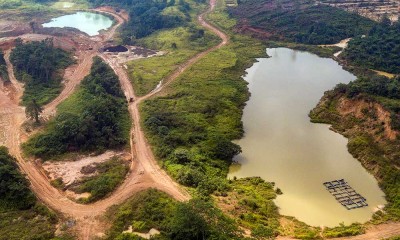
[215,177,281,238]
[0,208,56,240]
[279,216,320,239]
[140,33,266,195]
[323,223,364,238]
[106,189,242,240]
[72,157,129,203]
[128,11,220,96]
[267,41,342,58]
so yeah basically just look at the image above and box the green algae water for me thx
[43,12,113,36]
[229,48,386,227]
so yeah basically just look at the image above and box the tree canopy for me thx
[23,57,130,159]
[229,0,376,44]
[88,0,189,43]
[10,38,73,105]
[0,147,35,210]
[343,21,400,74]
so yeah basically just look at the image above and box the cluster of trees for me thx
[107,189,241,240]
[0,146,60,239]
[89,0,189,43]
[0,50,9,82]
[336,76,400,130]
[72,158,129,203]
[343,20,400,74]
[10,38,73,105]
[229,0,375,44]
[0,147,35,210]
[23,57,130,159]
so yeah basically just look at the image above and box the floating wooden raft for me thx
[323,179,368,210]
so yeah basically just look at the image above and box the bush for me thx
[0,147,35,210]
[23,57,130,159]
[10,38,74,105]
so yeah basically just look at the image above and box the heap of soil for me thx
[103,45,128,52]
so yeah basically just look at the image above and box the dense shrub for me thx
[10,38,74,105]
[23,57,130,159]
[343,21,400,74]
[229,0,375,44]
[0,147,35,210]
[106,190,241,240]
[88,0,188,42]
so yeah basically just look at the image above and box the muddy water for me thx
[229,48,386,227]
[43,12,113,36]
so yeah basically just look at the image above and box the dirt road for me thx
[1,1,399,240]
[0,2,222,239]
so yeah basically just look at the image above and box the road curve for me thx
[0,1,227,239]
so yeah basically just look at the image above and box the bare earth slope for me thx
[0,2,226,239]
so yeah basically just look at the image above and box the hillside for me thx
[310,75,400,220]
[228,0,376,44]
[342,21,400,74]
[318,0,399,22]
[0,147,60,240]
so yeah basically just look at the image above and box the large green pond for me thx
[229,48,386,227]
[43,11,113,36]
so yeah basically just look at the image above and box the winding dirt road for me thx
[1,1,399,239]
[0,1,225,239]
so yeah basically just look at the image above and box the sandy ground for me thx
[42,151,123,186]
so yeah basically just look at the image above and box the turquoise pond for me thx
[43,11,113,36]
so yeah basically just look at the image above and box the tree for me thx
[25,99,43,123]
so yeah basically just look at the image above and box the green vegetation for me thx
[106,189,241,240]
[343,21,400,74]
[229,0,375,44]
[338,75,400,130]
[310,75,400,220]
[23,57,130,159]
[88,0,194,42]
[71,157,129,203]
[141,35,265,195]
[323,223,364,238]
[0,146,35,210]
[216,177,280,238]
[128,25,220,96]
[0,51,9,82]
[10,38,74,105]
[0,146,58,239]
[266,41,342,58]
